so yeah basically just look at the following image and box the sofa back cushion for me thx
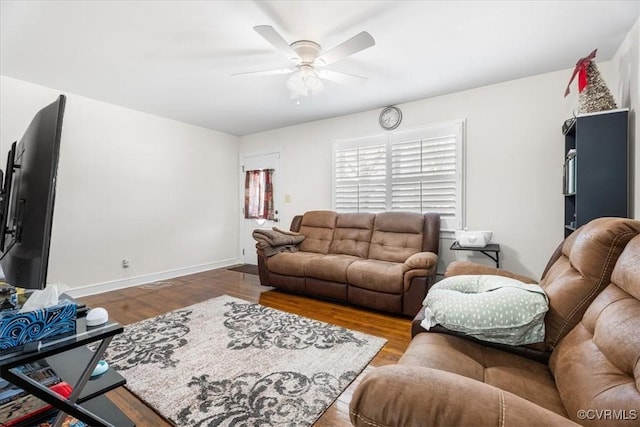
[368,212,425,263]
[298,210,337,254]
[549,234,640,424]
[539,217,640,350]
[329,213,375,258]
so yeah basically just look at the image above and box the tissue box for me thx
[0,300,77,350]
[455,230,493,248]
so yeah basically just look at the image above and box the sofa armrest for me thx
[290,215,303,233]
[405,251,437,271]
[350,365,580,427]
[444,261,537,284]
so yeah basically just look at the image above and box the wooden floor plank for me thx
[79,267,412,426]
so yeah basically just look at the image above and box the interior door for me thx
[241,152,280,265]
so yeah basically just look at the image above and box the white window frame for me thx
[332,119,466,235]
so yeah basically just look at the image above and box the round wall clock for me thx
[379,106,402,130]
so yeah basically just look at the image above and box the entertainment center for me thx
[0,96,132,426]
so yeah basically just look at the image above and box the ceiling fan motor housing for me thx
[290,40,322,64]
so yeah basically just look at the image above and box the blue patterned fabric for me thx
[0,301,76,349]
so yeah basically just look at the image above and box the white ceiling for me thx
[1,1,638,136]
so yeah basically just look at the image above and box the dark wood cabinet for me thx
[563,109,629,237]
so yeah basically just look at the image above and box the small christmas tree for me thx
[564,49,617,114]
[578,61,617,113]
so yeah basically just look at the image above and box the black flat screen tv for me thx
[0,95,66,290]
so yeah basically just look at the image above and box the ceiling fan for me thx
[233,25,375,99]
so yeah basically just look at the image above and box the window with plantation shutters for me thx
[333,120,465,232]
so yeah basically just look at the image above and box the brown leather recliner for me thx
[350,217,640,426]
[411,216,640,363]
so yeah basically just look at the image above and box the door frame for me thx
[238,149,283,264]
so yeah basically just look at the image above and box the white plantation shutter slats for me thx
[335,144,386,212]
[391,180,457,216]
[390,135,458,221]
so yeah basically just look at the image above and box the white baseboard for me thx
[64,257,242,298]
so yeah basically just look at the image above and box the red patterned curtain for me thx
[244,169,274,220]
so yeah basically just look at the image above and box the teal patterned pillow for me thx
[421,275,549,345]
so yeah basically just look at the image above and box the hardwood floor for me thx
[79,267,413,426]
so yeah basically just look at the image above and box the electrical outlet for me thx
[122,259,130,268]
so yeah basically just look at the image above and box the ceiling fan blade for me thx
[254,25,300,62]
[317,69,368,85]
[231,68,295,77]
[316,31,375,65]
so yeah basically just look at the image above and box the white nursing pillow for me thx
[421,275,549,346]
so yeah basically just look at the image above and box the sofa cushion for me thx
[329,213,375,258]
[298,210,337,254]
[305,254,361,283]
[400,333,568,417]
[539,217,640,350]
[347,259,409,294]
[266,252,323,277]
[421,275,549,346]
[369,212,424,262]
[549,235,640,425]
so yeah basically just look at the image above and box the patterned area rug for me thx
[101,295,386,426]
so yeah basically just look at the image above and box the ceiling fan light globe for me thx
[297,65,323,93]
[286,72,302,88]
[303,74,322,90]
[286,72,310,98]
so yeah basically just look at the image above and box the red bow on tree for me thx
[564,49,597,97]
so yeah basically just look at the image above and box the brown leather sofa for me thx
[257,210,440,316]
[350,217,640,426]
